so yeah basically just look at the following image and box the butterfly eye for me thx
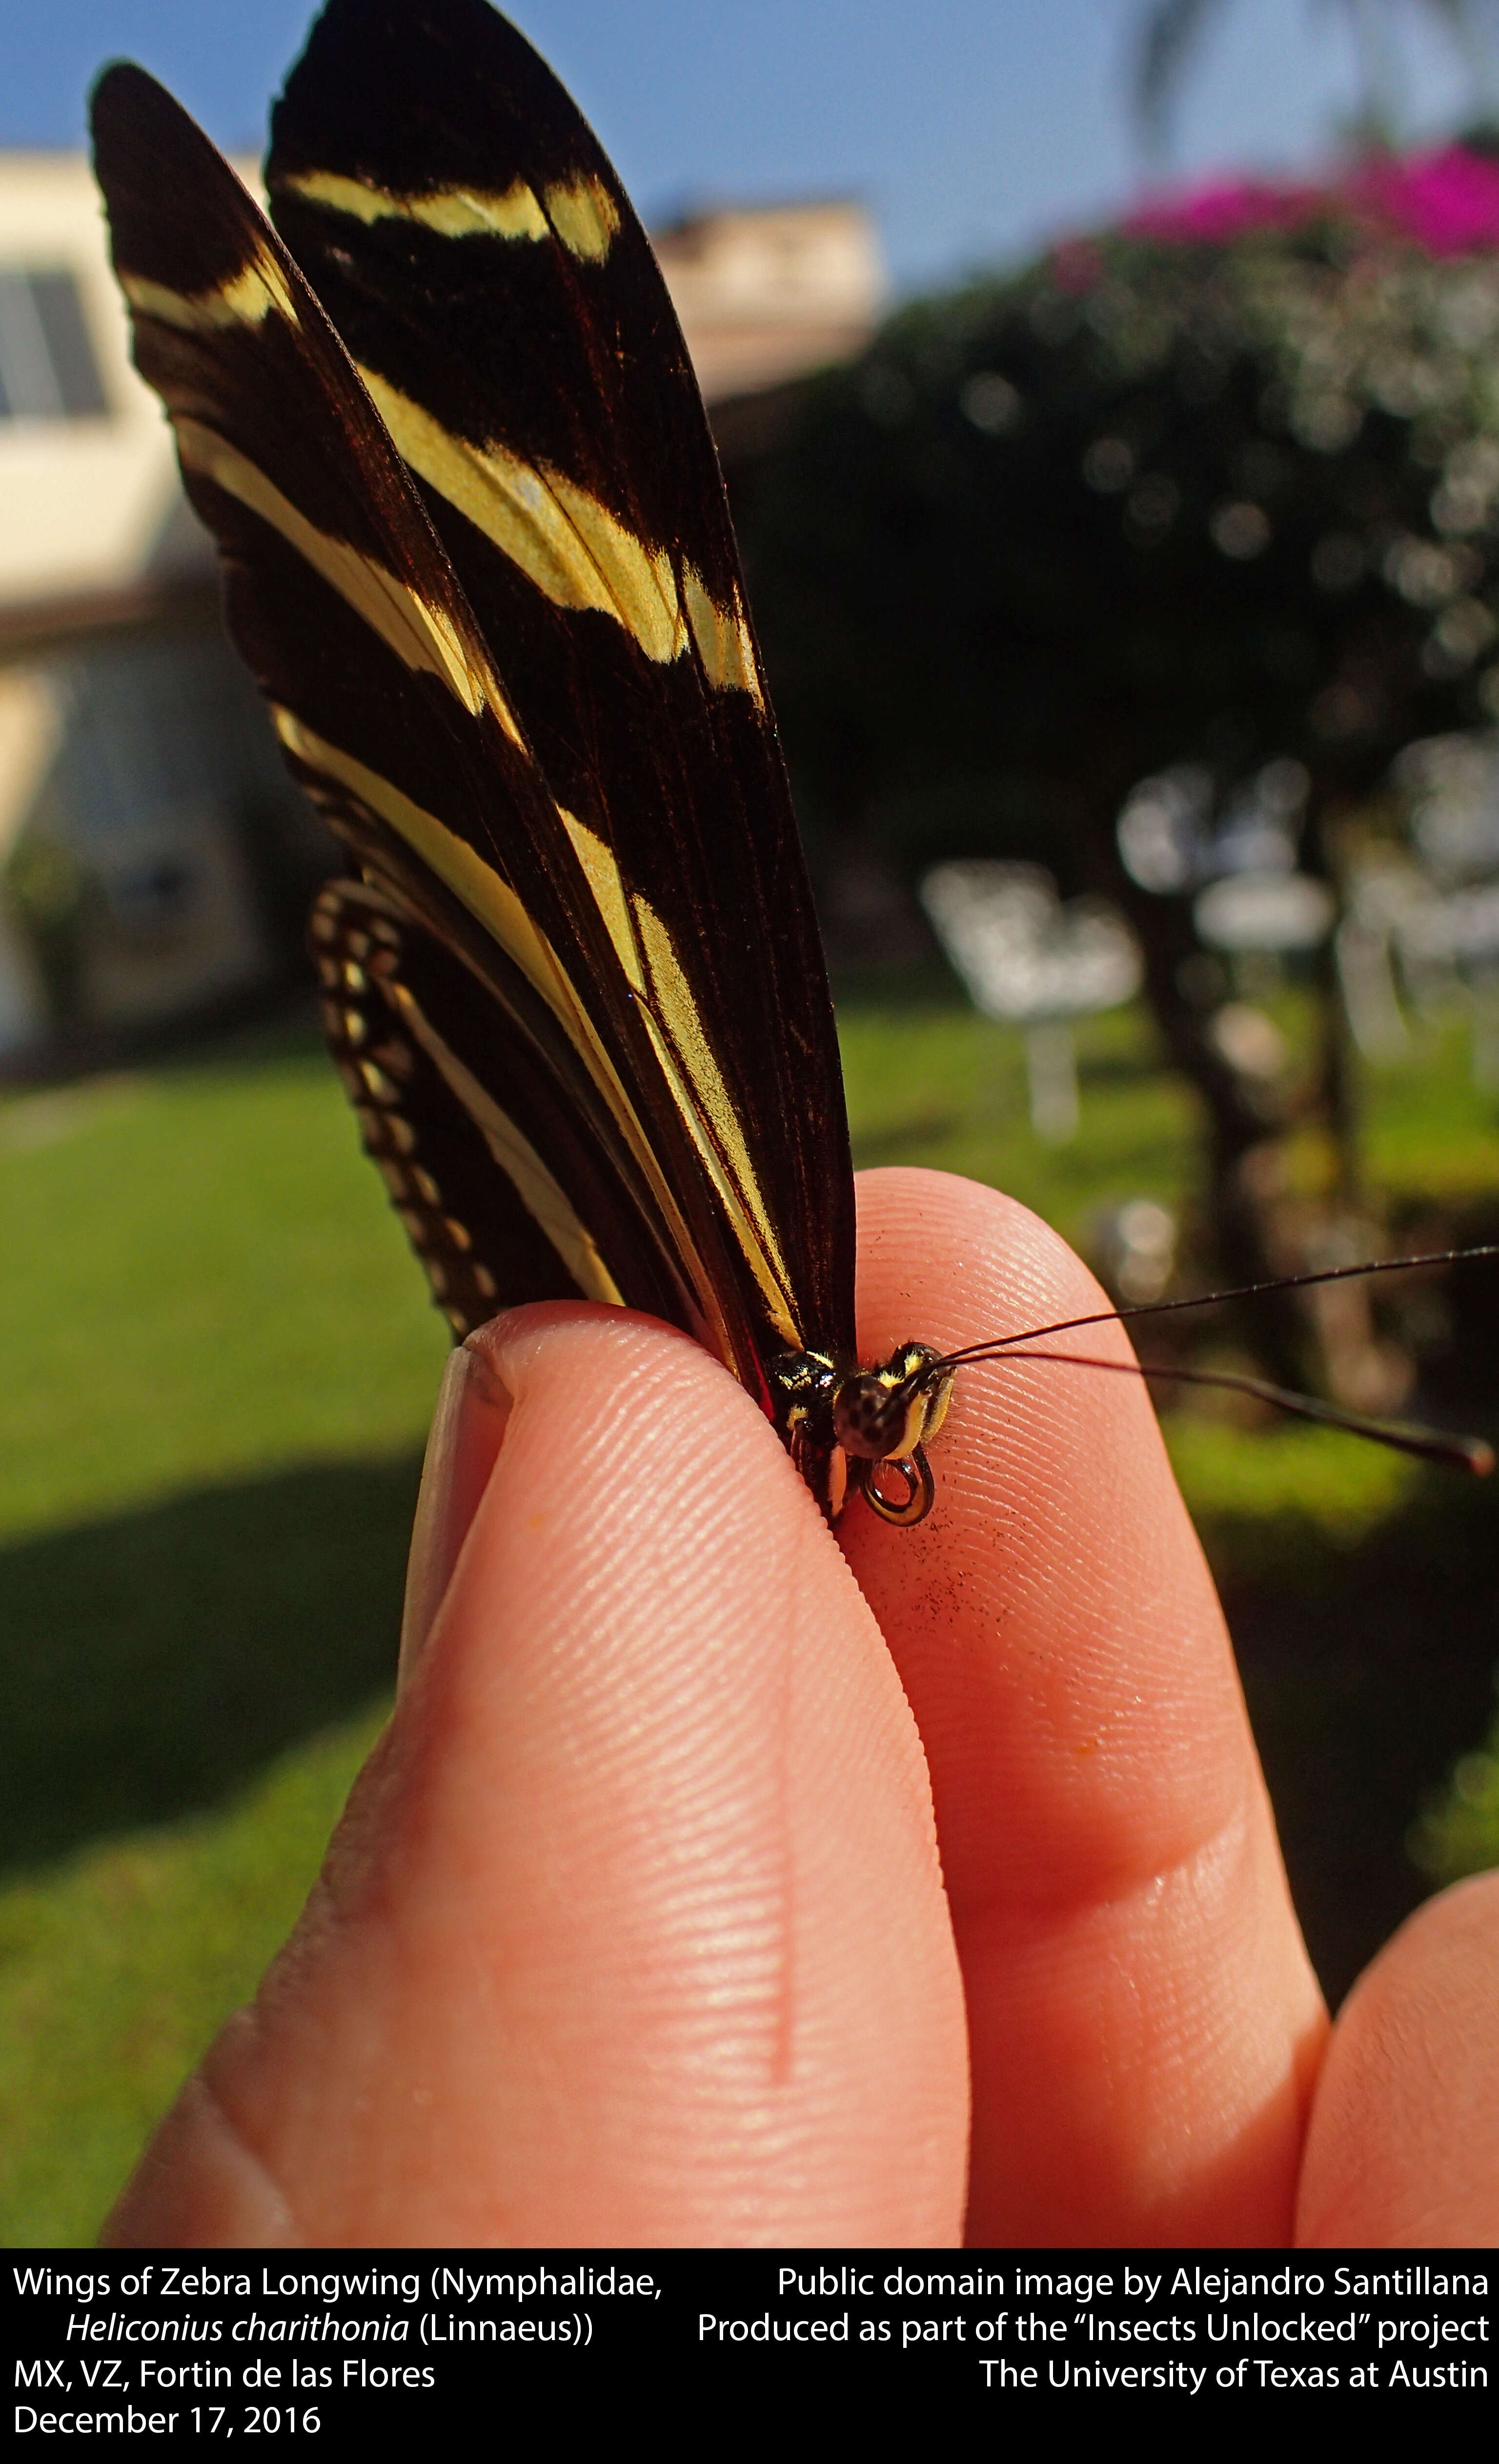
[833,1370,906,1461]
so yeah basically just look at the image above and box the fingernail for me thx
[398,1341,511,1693]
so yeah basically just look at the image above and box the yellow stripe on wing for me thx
[359,368,764,699]
[385,980,626,1307]
[561,809,801,1348]
[542,174,620,262]
[121,246,299,335]
[280,166,620,261]
[166,417,524,746]
[682,566,762,701]
[278,710,563,1008]
[281,167,548,241]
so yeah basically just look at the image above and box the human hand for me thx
[104,1170,1499,2246]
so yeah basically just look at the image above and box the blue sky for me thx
[2,1,1486,291]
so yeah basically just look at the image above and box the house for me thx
[0,155,883,1059]
[0,150,324,1058]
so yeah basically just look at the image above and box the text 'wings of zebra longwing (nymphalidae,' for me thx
[91,0,1496,1520]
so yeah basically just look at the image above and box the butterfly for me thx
[90,0,1494,1525]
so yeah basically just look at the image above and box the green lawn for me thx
[0,1025,444,2245]
[1,987,1494,2245]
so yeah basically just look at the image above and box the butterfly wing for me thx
[91,15,855,1402]
[265,0,852,1370]
[311,874,637,1334]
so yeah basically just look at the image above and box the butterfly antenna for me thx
[932,1243,1499,1369]
[989,1349,1494,1475]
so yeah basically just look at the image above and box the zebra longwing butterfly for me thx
[91,0,1494,1524]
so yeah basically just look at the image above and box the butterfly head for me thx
[770,1342,956,1528]
[832,1344,955,1465]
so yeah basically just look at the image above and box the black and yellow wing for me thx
[90,0,854,1431]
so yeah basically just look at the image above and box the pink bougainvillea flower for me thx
[1115,145,1499,260]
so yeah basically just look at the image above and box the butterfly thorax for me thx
[768,1342,955,1526]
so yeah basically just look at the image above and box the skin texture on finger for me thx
[106,1308,968,2249]
[1296,1872,1499,2246]
[840,1170,1328,2247]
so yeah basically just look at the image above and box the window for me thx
[0,270,108,421]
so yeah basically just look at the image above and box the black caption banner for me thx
[5,2251,1493,2425]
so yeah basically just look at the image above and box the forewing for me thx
[265,0,855,1360]
[90,52,831,1393]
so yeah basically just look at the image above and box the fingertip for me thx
[1297,1872,1499,2246]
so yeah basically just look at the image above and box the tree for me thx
[741,148,1499,1371]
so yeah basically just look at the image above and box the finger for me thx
[105,1306,968,2248]
[840,1167,1328,2246]
[1296,1872,1499,2245]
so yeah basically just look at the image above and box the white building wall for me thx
[0,154,192,611]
